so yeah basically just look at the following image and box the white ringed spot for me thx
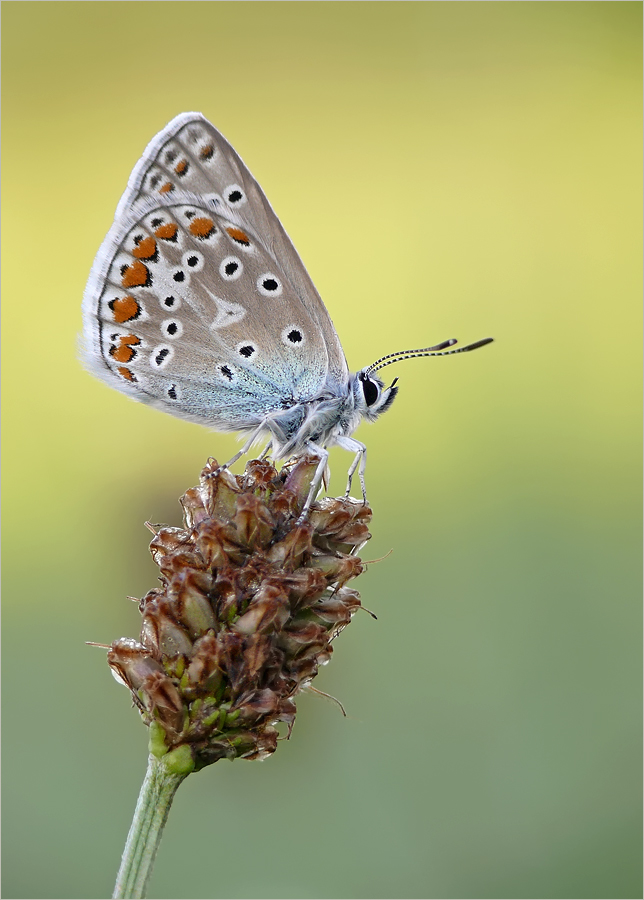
[170,265,190,286]
[160,294,181,311]
[257,274,283,297]
[236,341,257,360]
[150,345,174,369]
[281,325,306,347]
[181,250,204,273]
[219,256,243,281]
[224,184,246,207]
[161,319,183,340]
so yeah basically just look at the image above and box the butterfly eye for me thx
[360,374,380,407]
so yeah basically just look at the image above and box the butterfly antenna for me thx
[366,337,493,374]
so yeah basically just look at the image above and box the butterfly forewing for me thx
[114,113,348,387]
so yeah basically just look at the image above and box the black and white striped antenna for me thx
[366,337,493,375]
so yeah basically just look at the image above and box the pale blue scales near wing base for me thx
[82,112,493,514]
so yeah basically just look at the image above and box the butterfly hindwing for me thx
[83,189,336,430]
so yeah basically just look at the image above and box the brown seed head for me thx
[106,456,371,771]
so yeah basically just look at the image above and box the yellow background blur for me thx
[2,3,641,898]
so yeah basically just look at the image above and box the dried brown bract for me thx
[107,456,371,771]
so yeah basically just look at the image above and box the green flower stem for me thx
[112,754,188,899]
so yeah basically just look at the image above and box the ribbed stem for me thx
[112,755,187,899]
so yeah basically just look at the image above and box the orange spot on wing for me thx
[174,159,188,175]
[200,144,214,160]
[117,366,137,382]
[110,296,140,323]
[226,226,250,246]
[159,182,174,194]
[154,223,178,240]
[190,217,216,238]
[121,261,150,288]
[110,334,141,363]
[132,236,157,260]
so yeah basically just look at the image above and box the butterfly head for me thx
[353,337,494,424]
[353,370,399,422]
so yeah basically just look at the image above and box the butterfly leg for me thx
[297,441,329,520]
[217,422,267,474]
[335,436,368,503]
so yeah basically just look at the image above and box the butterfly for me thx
[82,112,492,514]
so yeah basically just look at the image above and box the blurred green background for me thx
[2,3,641,898]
